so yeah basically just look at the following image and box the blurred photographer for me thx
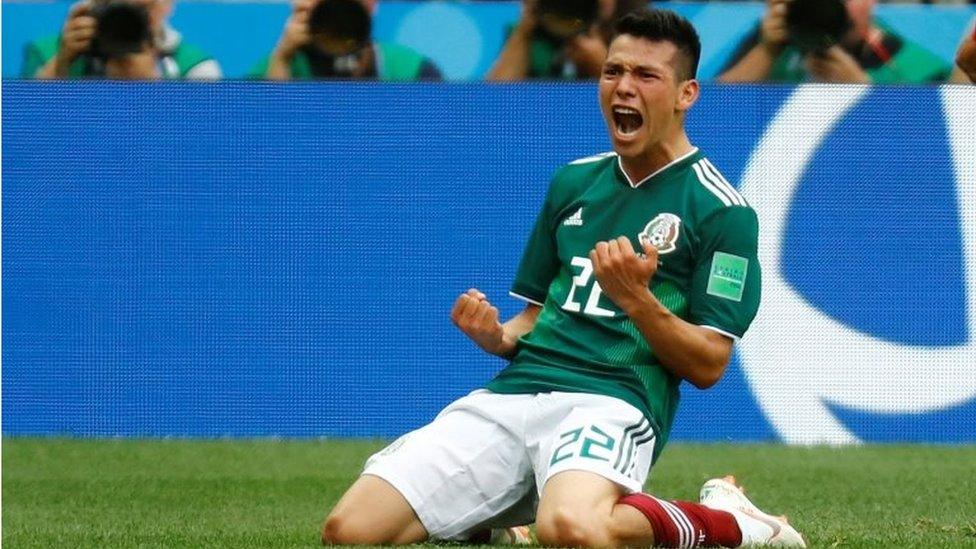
[487,0,645,80]
[256,0,441,80]
[718,0,950,84]
[23,0,221,79]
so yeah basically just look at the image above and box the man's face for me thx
[598,35,693,160]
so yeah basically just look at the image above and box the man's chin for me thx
[611,138,644,158]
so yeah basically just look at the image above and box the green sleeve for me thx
[22,35,60,78]
[867,42,951,84]
[170,43,215,77]
[510,180,561,304]
[21,35,100,78]
[688,206,761,339]
[247,56,272,79]
[375,42,434,81]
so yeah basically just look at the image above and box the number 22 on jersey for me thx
[562,257,615,317]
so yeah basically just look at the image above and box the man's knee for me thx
[322,474,427,545]
[536,506,612,548]
[321,508,387,545]
[321,511,364,545]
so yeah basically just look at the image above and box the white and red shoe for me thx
[699,476,806,547]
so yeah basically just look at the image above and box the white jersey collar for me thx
[617,147,700,189]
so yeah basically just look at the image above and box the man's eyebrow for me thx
[602,61,661,73]
[632,64,660,73]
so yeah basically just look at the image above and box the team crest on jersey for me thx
[638,213,681,254]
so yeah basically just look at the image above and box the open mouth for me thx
[612,106,643,137]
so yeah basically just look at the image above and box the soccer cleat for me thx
[699,476,806,547]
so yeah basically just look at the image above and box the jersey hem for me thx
[484,380,661,436]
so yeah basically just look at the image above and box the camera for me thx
[535,0,599,41]
[785,0,851,54]
[90,1,152,59]
[308,0,371,57]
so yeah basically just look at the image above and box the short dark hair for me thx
[611,9,701,81]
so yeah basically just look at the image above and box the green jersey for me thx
[486,149,761,461]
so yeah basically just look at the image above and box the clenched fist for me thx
[59,2,98,64]
[274,0,314,61]
[590,236,658,315]
[450,289,513,357]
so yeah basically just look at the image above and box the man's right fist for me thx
[59,2,98,62]
[274,0,314,60]
[450,289,507,356]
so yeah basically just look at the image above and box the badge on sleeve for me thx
[707,252,748,301]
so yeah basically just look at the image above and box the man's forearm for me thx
[621,290,732,389]
[486,29,533,81]
[718,44,779,82]
[266,49,295,80]
[35,53,73,79]
[496,304,542,359]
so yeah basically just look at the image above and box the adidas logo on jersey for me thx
[563,207,584,226]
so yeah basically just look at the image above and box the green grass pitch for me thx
[3,439,975,548]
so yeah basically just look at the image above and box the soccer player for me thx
[322,9,805,548]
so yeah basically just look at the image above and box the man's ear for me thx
[676,78,700,112]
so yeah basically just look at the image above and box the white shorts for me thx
[362,390,656,540]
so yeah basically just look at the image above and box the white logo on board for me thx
[737,85,976,445]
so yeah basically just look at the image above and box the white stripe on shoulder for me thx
[697,159,744,206]
[509,291,544,306]
[569,152,617,165]
[692,161,733,207]
[701,158,747,206]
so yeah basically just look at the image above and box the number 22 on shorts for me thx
[550,425,616,465]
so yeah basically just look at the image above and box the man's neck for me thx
[619,136,695,184]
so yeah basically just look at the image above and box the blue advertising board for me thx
[3,82,975,444]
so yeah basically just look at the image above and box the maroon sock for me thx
[618,493,743,548]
